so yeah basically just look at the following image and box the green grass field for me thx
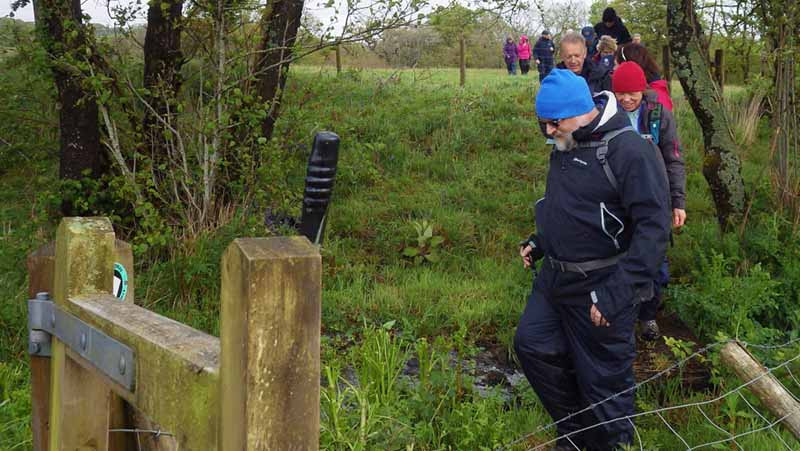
[1,66,798,450]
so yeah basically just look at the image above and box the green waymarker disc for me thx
[113,262,128,301]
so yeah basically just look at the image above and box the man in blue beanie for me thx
[514,69,670,450]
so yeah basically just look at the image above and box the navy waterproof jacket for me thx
[555,58,611,94]
[532,93,670,320]
[594,19,632,45]
[533,38,555,67]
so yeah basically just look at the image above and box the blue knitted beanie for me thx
[535,69,595,119]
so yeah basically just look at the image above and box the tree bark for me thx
[254,0,305,142]
[667,0,747,229]
[34,0,106,215]
[142,0,184,169]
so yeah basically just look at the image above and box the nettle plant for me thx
[403,219,445,264]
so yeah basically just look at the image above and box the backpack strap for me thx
[593,126,637,192]
[647,103,662,145]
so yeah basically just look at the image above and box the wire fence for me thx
[498,337,800,451]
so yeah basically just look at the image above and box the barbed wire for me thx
[497,336,800,451]
[109,428,175,451]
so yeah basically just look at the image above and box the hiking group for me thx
[511,7,688,450]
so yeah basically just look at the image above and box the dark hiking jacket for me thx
[594,19,632,45]
[532,93,670,320]
[555,58,612,94]
[533,38,555,66]
[629,92,686,209]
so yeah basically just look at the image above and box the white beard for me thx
[554,132,577,152]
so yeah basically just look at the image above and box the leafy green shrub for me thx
[670,251,781,341]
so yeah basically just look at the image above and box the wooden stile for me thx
[28,218,322,450]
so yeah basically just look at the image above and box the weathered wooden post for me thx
[27,243,55,451]
[28,239,135,451]
[220,237,321,450]
[459,36,466,86]
[720,342,800,439]
[49,217,117,450]
[714,48,725,94]
[335,45,342,75]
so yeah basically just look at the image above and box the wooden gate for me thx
[26,217,321,450]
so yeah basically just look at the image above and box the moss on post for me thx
[50,217,116,451]
[220,237,321,450]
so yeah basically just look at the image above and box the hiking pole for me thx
[299,131,340,245]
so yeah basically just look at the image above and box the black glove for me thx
[519,234,545,264]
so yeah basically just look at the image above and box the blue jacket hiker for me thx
[581,26,597,58]
[503,37,518,75]
[515,69,670,450]
[533,31,555,82]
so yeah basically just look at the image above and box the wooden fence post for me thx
[714,48,725,94]
[27,243,55,451]
[28,239,135,451]
[720,342,800,439]
[50,217,116,451]
[459,36,466,87]
[220,237,321,450]
[335,45,342,75]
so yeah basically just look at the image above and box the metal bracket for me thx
[28,292,136,391]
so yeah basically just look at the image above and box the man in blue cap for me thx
[514,69,670,450]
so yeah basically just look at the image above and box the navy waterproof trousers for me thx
[514,290,638,450]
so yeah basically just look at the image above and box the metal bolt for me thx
[119,356,126,375]
[36,292,51,301]
[80,333,87,350]
[29,342,40,354]
[50,312,56,328]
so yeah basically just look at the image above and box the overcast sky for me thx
[3,0,379,27]
[2,0,566,27]
[1,0,321,25]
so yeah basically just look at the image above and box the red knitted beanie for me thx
[612,62,647,92]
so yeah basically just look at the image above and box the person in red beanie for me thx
[614,43,673,111]
[612,61,687,341]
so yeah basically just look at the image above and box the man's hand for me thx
[590,304,610,327]
[535,59,541,65]
[520,244,533,268]
[673,208,686,228]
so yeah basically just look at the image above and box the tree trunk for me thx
[142,0,184,170]
[34,0,106,215]
[667,0,747,229]
[254,0,305,142]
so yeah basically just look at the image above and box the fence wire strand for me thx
[497,337,800,451]
[736,390,794,450]
[695,404,744,451]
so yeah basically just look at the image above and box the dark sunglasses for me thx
[538,118,561,128]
